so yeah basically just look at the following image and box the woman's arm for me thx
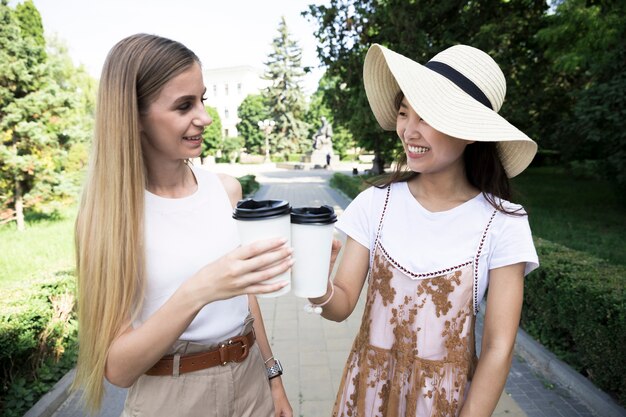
[105,237,293,387]
[249,295,293,417]
[308,236,370,322]
[105,173,293,388]
[459,262,525,417]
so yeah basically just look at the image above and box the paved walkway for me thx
[46,163,600,417]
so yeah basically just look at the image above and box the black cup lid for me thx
[290,205,337,225]
[233,199,291,220]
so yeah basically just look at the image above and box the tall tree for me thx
[537,0,626,196]
[14,0,45,61]
[306,0,548,173]
[0,0,94,230]
[262,16,309,157]
[236,94,270,154]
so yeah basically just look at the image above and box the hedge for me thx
[329,172,371,199]
[0,271,77,417]
[522,238,626,405]
[237,174,260,197]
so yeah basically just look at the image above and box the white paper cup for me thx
[233,199,291,298]
[290,206,337,298]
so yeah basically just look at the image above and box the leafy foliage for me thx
[329,172,371,199]
[201,105,222,157]
[219,136,245,163]
[236,94,270,154]
[0,1,94,229]
[305,0,549,173]
[262,16,310,157]
[306,0,626,195]
[537,0,626,197]
[0,271,78,417]
[237,174,260,197]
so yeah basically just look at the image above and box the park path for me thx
[44,162,599,417]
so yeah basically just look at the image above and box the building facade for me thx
[203,66,269,138]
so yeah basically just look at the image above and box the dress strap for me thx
[472,209,498,314]
[370,185,391,267]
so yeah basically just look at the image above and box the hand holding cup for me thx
[188,237,293,305]
[233,199,292,297]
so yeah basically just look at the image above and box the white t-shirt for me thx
[134,167,248,345]
[336,182,539,307]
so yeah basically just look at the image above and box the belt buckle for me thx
[218,335,249,366]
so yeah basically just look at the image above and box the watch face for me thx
[267,359,283,379]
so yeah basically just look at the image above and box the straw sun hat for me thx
[363,43,537,178]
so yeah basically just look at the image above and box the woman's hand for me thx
[185,237,293,307]
[270,377,293,417]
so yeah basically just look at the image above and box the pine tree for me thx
[262,16,309,158]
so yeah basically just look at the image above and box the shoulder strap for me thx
[472,209,498,314]
[372,185,391,251]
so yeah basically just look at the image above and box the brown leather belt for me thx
[145,331,255,376]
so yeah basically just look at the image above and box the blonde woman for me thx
[73,34,293,417]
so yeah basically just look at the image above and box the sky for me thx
[18,0,328,95]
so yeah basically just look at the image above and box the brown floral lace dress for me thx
[333,186,497,417]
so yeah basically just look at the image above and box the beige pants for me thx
[120,322,274,417]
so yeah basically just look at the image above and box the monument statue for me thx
[312,116,333,150]
[306,116,337,168]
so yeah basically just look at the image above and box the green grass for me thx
[512,167,626,266]
[0,208,76,289]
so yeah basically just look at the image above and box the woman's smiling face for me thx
[139,62,212,164]
[396,96,473,176]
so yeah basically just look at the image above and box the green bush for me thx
[329,172,371,199]
[237,175,260,197]
[522,238,626,405]
[0,271,78,417]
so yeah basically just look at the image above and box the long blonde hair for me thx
[73,34,199,412]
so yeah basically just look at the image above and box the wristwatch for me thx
[266,359,283,380]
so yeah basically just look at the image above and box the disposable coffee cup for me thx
[290,205,337,298]
[233,199,291,297]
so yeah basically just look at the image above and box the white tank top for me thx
[134,166,248,344]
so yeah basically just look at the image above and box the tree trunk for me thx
[15,180,25,231]
[371,151,386,175]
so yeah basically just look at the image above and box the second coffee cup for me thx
[233,199,291,298]
[290,205,337,298]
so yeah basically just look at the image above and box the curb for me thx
[515,327,626,417]
[23,368,75,417]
